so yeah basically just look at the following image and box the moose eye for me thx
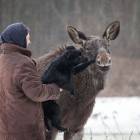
[108,49,111,53]
[106,47,111,53]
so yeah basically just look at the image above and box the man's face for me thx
[26,33,31,47]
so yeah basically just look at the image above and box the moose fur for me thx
[36,21,120,140]
[42,45,94,132]
[42,45,93,95]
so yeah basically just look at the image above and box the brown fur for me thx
[36,42,105,140]
[35,21,120,140]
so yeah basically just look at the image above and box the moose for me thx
[42,45,94,132]
[36,21,120,140]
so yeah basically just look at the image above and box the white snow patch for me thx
[84,97,140,134]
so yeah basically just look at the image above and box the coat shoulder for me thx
[14,52,36,67]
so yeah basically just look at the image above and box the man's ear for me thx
[67,26,87,44]
[103,21,120,40]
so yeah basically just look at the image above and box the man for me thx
[0,23,61,140]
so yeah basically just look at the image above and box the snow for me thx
[84,97,140,134]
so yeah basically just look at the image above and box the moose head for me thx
[67,21,120,72]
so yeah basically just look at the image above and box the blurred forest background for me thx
[0,0,140,96]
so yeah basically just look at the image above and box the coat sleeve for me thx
[14,59,61,102]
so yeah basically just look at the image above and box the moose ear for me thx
[67,26,87,44]
[103,21,120,40]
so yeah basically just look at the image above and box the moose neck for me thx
[36,48,64,75]
[74,63,108,103]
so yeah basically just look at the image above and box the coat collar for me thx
[0,43,32,57]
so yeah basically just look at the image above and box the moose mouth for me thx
[97,65,110,72]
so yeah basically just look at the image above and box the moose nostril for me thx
[108,59,112,64]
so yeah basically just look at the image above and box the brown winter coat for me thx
[0,43,60,140]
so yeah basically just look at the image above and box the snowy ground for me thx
[85,97,140,134]
[57,97,140,139]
